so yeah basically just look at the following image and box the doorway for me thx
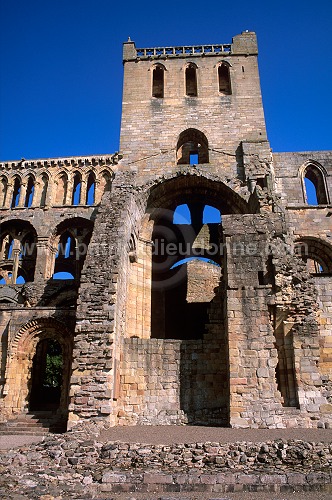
[29,339,63,411]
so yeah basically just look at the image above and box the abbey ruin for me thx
[0,31,331,431]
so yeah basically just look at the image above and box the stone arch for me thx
[122,173,246,426]
[176,129,209,165]
[50,216,93,280]
[0,219,37,283]
[295,236,332,274]
[300,161,329,205]
[3,317,73,420]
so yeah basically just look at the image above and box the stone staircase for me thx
[0,411,67,435]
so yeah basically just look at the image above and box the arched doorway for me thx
[29,339,63,411]
[2,318,73,425]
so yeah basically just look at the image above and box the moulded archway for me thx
[2,318,74,422]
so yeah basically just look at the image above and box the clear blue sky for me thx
[0,0,331,162]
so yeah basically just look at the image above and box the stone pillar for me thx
[31,181,41,208]
[79,180,87,206]
[17,182,27,208]
[34,238,54,280]
[11,249,20,284]
[64,179,73,206]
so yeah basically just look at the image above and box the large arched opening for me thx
[123,174,249,426]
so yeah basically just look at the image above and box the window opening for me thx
[218,64,231,94]
[203,205,221,223]
[173,204,191,224]
[306,258,324,273]
[86,173,96,205]
[40,175,48,207]
[24,177,35,207]
[11,178,21,208]
[189,152,199,165]
[171,256,220,269]
[176,129,209,165]
[304,165,328,205]
[304,177,319,205]
[185,65,197,96]
[152,66,164,98]
[72,173,82,205]
[52,271,75,280]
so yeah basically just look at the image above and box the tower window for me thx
[185,64,197,97]
[152,66,164,98]
[218,64,231,94]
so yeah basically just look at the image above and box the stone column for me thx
[11,249,20,284]
[34,237,55,281]
[17,182,27,208]
[79,180,87,206]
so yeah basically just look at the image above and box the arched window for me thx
[0,177,8,207]
[218,63,231,94]
[57,232,75,259]
[303,164,328,205]
[11,177,21,208]
[55,173,68,205]
[185,64,197,97]
[295,238,332,275]
[86,172,96,205]
[24,176,35,208]
[152,65,165,98]
[40,174,49,207]
[72,173,82,206]
[176,128,209,165]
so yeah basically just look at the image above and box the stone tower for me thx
[0,32,331,431]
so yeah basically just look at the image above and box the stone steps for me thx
[0,412,67,435]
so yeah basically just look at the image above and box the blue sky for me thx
[0,0,331,162]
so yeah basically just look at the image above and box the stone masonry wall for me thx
[118,334,229,427]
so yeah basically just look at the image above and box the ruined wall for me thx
[0,32,331,431]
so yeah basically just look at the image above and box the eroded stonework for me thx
[0,31,331,430]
